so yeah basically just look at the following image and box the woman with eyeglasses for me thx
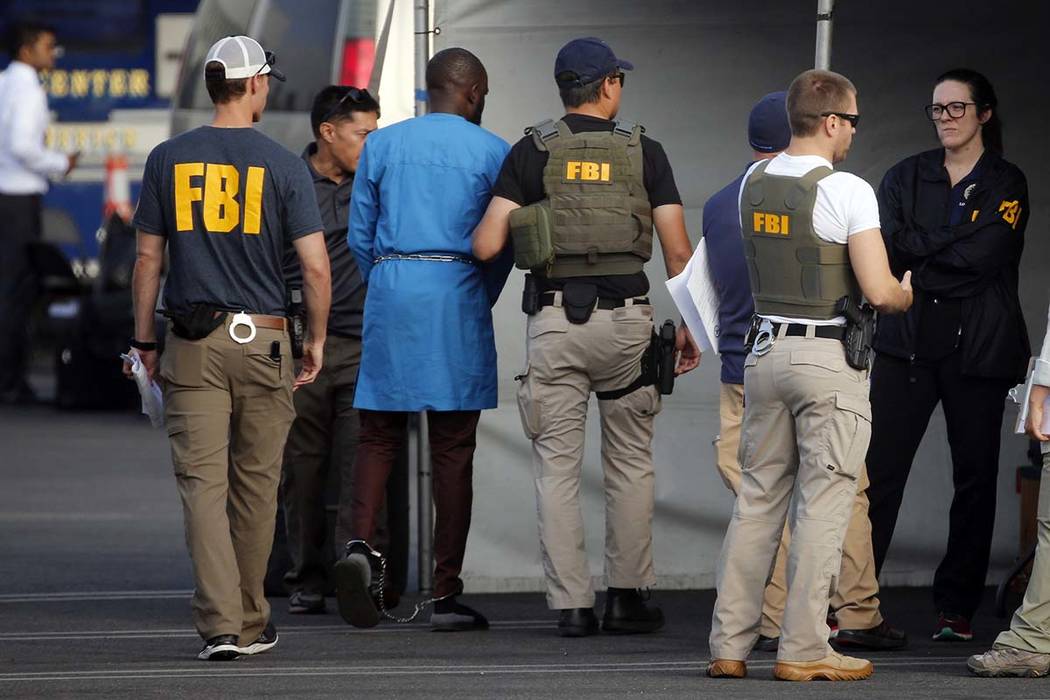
[865,68,1031,643]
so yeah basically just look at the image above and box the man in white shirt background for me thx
[0,20,78,403]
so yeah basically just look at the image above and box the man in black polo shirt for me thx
[280,86,381,615]
[473,36,699,637]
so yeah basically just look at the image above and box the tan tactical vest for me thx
[740,160,861,319]
[509,119,652,278]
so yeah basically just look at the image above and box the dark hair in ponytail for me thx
[935,68,1003,154]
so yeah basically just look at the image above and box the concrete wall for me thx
[434,0,1049,592]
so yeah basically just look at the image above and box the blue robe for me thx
[348,112,511,411]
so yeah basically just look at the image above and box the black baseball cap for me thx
[554,37,633,88]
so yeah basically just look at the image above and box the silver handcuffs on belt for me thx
[751,318,776,356]
[228,311,257,344]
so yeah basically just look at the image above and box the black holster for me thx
[165,304,226,340]
[595,318,676,400]
[287,287,305,359]
[521,274,540,315]
[835,296,875,370]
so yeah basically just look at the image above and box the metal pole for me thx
[413,0,433,597]
[414,0,430,118]
[815,0,834,70]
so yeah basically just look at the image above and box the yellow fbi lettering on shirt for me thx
[174,163,265,234]
[565,160,612,181]
[752,212,791,236]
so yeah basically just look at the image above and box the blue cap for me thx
[748,91,791,153]
[554,37,634,88]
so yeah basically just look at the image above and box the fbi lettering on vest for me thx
[752,211,791,236]
[565,160,612,182]
[174,162,266,234]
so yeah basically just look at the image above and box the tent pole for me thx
[815,0,834,69]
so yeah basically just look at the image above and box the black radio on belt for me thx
[287,287,305,359]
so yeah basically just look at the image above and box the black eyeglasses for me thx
[924,101,977,120]
[322,87,373,124]
[821,111,860,128]
[609,72,625,87]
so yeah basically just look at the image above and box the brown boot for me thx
[707,659,747,678]
[773,651,873,681]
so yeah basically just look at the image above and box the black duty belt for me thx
[773,322,846,341]
[539,292,649,310]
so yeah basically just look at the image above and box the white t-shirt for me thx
[737,152,881,326]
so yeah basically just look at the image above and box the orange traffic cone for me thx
[103,153,133,222]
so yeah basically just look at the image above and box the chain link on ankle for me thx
[346,539,454,624]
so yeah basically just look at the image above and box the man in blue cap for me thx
[703,91,906,656]
[473,36,700,636]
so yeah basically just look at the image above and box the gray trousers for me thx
[996,452,1050,653]
[280,334,388,595]
[710,333,872,662]
[516,301,660,610]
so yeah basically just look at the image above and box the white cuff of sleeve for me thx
[1033,358,1050,387]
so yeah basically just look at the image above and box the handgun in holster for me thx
[595,318,677,400]
[835,295,875,371]
[287,286,305,359]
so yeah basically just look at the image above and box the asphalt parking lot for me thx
[0,404,1042,699]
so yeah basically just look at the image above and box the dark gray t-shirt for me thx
[134,126,323,316]
[282,143,365,337]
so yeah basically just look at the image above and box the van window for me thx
[176,0,341,112]
[175,0,258,110]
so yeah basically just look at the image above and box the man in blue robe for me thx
[334,48,510,632]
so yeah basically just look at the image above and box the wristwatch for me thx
[129,339,158,351]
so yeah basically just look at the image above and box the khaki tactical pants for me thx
[161,317,295,645]
[715,382,882,636]
[995,452,1050,653]
[517,302,660,610]
[710,334,872,662]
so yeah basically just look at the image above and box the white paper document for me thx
[665,238,721,353]
[121,353,165,428]
[1009,358,1050,435]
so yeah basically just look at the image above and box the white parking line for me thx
[0,590,192,603]
[0,620,553,642]
[0,658,975,683]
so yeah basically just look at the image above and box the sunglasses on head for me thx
[251,50,277,78]
[322,87,373,123]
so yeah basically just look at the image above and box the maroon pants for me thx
[351,409,480,598]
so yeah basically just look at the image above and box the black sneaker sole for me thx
[558,624,599,638]
[334,555,380,628]
[832,634,907,651]
[197,644,240,661]
[601,619,665,635]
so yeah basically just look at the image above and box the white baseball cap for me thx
[203,35,286,81]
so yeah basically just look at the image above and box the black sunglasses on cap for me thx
[252,50,286,81]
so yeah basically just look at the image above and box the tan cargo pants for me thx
[716,382,882,636]
[161,316,295,645]
[995,452,1050,653]
[516,301,660,610]
[710,334,872,662]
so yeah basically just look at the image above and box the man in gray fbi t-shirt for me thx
[134,126,323,315]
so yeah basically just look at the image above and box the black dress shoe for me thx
[753,635,779,652]
[558,608,599,637]
[601,588,664,634]
[833,620,908,650]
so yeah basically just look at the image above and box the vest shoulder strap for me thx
[613,120,645,146]
[526,119,563,152]
[746,160,771,207]
[785,165,833,210]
